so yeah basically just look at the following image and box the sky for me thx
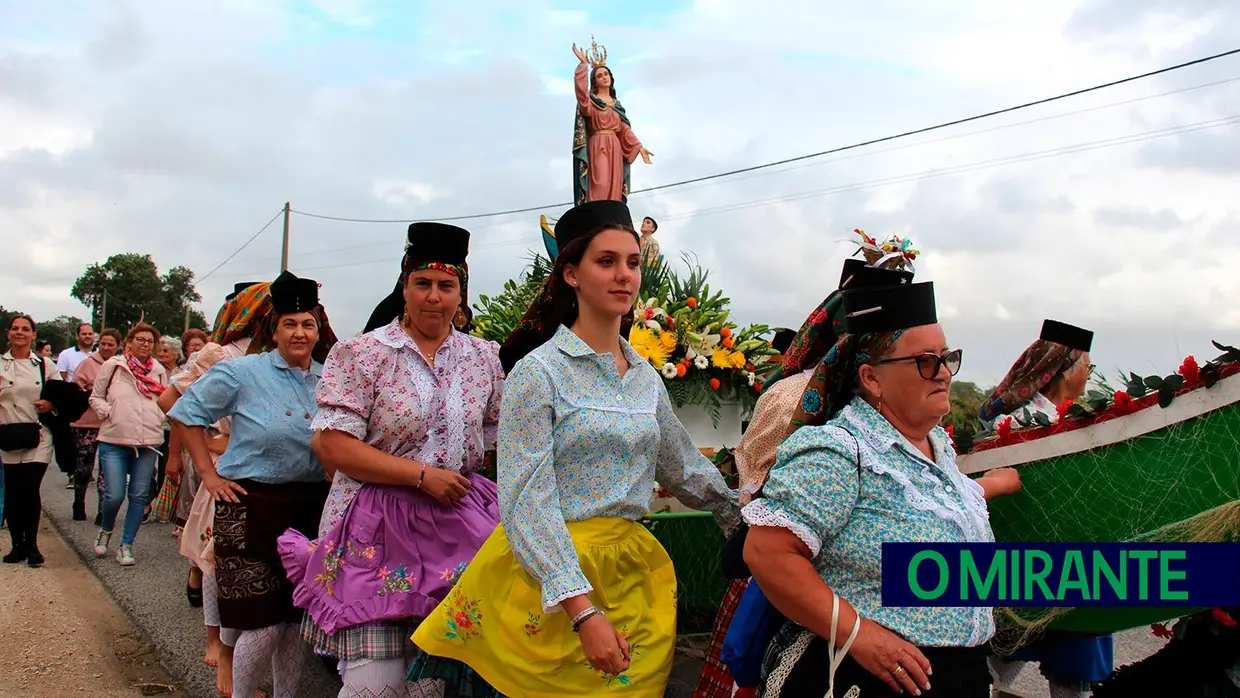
[3,0,1239,386]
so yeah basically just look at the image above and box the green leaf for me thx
[1086,390,1108,402]
[1161,374,1185,391]
[1157,384,1177,408]
[1143,375,1164,389]
[1068,403,1092,419]
[1032,412,1053,427]
[1087,398,1109,414]
[1202,362,1221,388]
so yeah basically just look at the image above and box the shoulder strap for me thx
[36,356,46,384]
[102,361,120,399]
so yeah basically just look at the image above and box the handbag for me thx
[718,426,864,686]
[0,356,47,452]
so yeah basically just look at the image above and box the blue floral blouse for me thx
[742,396,995,647]
[499,325,741,611]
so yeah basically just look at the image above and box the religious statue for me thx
[571,37,653,205]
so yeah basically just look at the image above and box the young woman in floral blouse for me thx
[410,200,740,697]
[279,222,504,698]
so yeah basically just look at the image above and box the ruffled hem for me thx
[277,528,313,586]
[295,584,441,637]
[406,653,505,698]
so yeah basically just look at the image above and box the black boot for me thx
[3,532,28,563]
[26,545,44,568]
[72,491,87,521]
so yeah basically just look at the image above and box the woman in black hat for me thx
[743,282,1020,697]
[410,200,739,696]
[979,320,1110,698]
[170,271,336,698]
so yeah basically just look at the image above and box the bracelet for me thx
[571,606,601,633]
[415,463,426,489]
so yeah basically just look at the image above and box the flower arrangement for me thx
[626,254,781,423]
[851,228,919,273]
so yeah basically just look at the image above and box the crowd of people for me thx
[0,197,1198,698]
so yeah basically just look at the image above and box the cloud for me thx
[3,0,1240,386]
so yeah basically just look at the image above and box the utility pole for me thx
[183,304,191,333]
[280,201,291,272]
[100,289,108,329]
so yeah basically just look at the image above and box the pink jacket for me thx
[89,355,169,447]
[71,352,109,429]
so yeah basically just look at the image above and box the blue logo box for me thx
[880,542,1240,607]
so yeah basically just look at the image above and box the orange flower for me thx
[687,297,698,308]
[675,364,687,378]
[709,378,721,390]
[722,337,734,349]
[720,327,732,338]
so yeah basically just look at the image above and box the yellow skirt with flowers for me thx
[410,517,677,697]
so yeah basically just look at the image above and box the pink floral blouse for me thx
[311,320,505,536]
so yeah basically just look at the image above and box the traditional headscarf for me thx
[788,281,940,433]
[210,274,339,363]
[978,319,1093,422]
[765,255,915,388]
[364,222,472,334]
[499,200,634,375]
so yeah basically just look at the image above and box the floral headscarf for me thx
[786,330,905,434]
[978,340,1083,422]
[209,280,338,363]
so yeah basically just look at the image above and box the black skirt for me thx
[760,622,992,698]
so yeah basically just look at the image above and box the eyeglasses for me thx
[874,348,963,380]
[131,337,154,345]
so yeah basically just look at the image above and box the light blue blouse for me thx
[742,396,995,647]
[169,350,325,485]
[499,325,741,611]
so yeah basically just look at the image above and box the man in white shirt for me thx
[55,323,96,383]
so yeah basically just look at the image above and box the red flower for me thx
[997,416,1013,442]
[709,378,721,391]
[1055,400,1074,422]
[1213,608,1236,627]
[1150,622,1174,639]
[753,382,764,392]
[666,316,674,328]
[687,297,698,309]
[1179,355,1201,384]
[644,307,655,320]
[1113,390,1133,413]
[944,425,955,440]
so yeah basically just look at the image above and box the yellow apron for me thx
[412,517,677,697]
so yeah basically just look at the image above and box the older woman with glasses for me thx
[742,282,1021,697]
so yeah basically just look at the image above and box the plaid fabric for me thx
[300,613,418,662]
[694,578,749,698]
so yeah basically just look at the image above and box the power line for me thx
[289,47,1240,225]
[196,208,285,283]
[236,112,1240,278]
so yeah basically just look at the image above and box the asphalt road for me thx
[39,475,1165,697]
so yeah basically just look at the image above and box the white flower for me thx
[661,363,678,379]
[746,371,756,386]
[645,319,662,331]
[694,355,709,370]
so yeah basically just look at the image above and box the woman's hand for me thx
[33,399,54,414]
[166,452,183,486]
[206,434,229,456]
[572,43,587,64]
[418,466,471,506]
[578,614,631,676]
[202,475,247,504]
[979,467,1022,499]
[846,618,932,695]
[639,147,653,165]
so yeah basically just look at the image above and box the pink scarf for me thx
[127,353,163,400]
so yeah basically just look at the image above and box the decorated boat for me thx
[955,342,1240,640]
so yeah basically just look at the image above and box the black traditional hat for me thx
[269,271,319,315]
[1040,319,1093,353]
[771,329,796,354]
[842,282,937,336]
[553,200,634,255]
[405,222,470,265]
[226,281,261,301]
[837,258,914,290]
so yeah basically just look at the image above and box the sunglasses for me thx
[874,348,963,380]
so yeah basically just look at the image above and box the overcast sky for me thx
[3,0,1239,386]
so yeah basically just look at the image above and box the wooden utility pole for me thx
[100,289,108,329]
[280,201,291,272]
[183,304,190,333]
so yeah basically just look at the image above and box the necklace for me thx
[401,319,445,367]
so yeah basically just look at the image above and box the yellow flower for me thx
[629,325,670,368]
[730,352,748,369]
[660,332,678,351]
[712,349,734,369]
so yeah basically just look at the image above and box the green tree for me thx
[0,306,23,353]
[70,254,207,337]
[38,315,88,355]
[944,380,990,435]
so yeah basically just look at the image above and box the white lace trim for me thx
[742,500,821,557]
[542,583,595,614]
[310,406,368,441]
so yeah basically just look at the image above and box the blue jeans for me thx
[98,443,158,546]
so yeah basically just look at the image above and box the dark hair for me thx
[8,315,36,333]
[181,328,208,350]
[264,307,324,336]
[643,217,658,231]
[125,323,161,345]
[540,224,640,332]
[98,328,122,344]
[35,339,50,352]
[589,66,616,99]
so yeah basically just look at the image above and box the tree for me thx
[0,306,22,353]
[70,254,207,337]
[945,380,990,436]
[38,315,89,355]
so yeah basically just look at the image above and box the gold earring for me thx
[876,399,883,414]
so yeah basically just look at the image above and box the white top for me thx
[0,352,61,464]
[56,347,92,383]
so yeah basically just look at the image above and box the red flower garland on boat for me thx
[1112,390,1134,414]
[1213,608,1237,628]
[1179,355,1200,384]
[1055,400,1074,423]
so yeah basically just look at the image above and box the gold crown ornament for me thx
[585,35,608,68]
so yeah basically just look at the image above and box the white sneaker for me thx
[117,545,136,566]
[93,530,112,557]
